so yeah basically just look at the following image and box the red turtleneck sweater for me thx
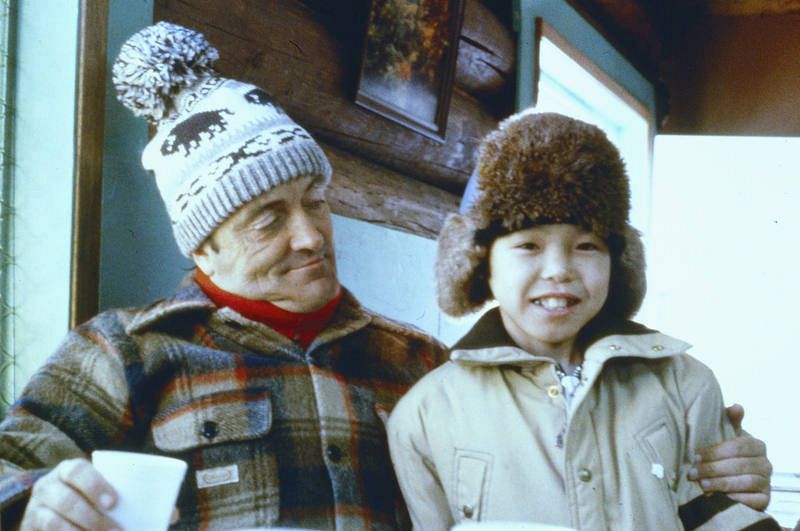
[195,268,341,348]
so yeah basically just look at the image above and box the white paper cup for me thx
[92,450,187,531]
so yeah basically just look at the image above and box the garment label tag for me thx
[650,463,665,479]
[196,464,239,489]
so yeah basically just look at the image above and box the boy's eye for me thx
[576,240,605,251]
[515,242,540,251]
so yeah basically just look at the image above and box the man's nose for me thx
[541,247,573,282]
[288,211,324,252]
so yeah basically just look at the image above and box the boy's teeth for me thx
[535,297,569,309]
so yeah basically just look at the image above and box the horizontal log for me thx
[155,0,499,194]
[455,0,515,96]
[323,141,459,239]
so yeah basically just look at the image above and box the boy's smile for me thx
[532,294,580,313]
[488,224,611,362]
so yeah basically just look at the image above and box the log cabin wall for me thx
[97,0,799,345]
[155,0,517,239]
[101,0,661,335]
[100,0,519,343]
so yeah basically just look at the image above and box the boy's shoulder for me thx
[584,318,702,367]
[396,359,462,395]
[587,327,691,361]
[389,360,467,419]
[592,328,721,395]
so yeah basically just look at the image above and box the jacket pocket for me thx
[152,388,272,450]
[151,389,278,527]
[635,416,680,492]
[453,448,492,523]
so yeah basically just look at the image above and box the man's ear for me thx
[192,241,216,276]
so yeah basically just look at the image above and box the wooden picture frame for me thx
[355,0,465,142]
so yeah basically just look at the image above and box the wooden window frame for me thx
[71,0,108,327]
[533,18,652,127]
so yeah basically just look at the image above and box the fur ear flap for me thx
[435,214,489,316]
[608,224,647,319]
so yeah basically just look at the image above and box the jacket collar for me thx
[126,274,216,334]
[450,307,690,367]
[126,273,372,341]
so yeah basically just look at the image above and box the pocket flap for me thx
[454,448,492,521]
[636,416,680,489]
[152,389,272,452]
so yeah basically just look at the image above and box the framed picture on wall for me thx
[355,0,465,142]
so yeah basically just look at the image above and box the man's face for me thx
[193,175,339,312]
[488,224,611,358]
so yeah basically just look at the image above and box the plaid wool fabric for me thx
[0,277,447,530]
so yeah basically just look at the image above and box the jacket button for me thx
[326,444,343,462]
[651,344,665,352]
[461,504,474,518]
[201,420,218,439]
[578,468,592,482]
[547,385,560,397]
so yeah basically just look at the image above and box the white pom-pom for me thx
[112,21,220,122]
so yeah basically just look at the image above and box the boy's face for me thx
[488,224,611,358]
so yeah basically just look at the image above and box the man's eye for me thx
[576,241,600,251]
[251,215,278,231]
[516,242,539,251]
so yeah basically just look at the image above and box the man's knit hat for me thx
[112,21,332,256]
[436,111,646,318]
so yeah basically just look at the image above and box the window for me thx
[0,2,79,410]
[0,0,13,410]
[642,135,800,525]
[515,0,656,238]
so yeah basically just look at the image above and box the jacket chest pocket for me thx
[453,449,493,523]
[635,416,681,494]
[151,389,278,527]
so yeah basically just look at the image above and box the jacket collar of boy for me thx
[450,307,690,367]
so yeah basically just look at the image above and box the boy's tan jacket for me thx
[387,309,777,531]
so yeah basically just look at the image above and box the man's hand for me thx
[20,458,119,530]
[688,404,773,511]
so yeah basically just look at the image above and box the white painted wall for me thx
[3,3,79,399]
[333,215,478,347]
[638,135,800,477]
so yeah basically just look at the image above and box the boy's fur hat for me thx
[436,111,646,318]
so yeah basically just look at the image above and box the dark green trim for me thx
[513,0,655,115]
